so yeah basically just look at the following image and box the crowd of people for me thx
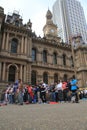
[0,77,87,106]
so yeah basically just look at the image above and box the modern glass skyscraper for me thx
[53,0,87,44]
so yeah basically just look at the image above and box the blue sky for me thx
[0,0,87,37]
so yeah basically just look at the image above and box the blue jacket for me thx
[70,79,78,91]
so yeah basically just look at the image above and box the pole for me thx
[70,37,77,78]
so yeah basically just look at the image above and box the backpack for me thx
[71,85,77,91]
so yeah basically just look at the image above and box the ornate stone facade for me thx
[0,7,87,88]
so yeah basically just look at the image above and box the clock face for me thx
[50,29,54,33]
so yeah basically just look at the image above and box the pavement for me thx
[0,101,87,130]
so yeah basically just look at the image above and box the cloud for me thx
[0,0,87,37]
[31,9,47,37]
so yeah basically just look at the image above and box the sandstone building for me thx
[0,7,87,88]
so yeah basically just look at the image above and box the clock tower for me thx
[43,9,58,39]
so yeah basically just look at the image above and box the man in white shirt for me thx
[56,80,63,102]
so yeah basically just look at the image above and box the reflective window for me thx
[53,52,57,64]
[8,66,16,82]
[63,54,66,66]
[43,72,48,84]
[32,48,36,61]
[71,56,74,67]
[31,71,36,85]
[43,50,47,63]
[11,38,18,53]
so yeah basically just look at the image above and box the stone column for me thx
[26,64,31,83]
[83,51,86,66]
[21,36,24,54]
[48,53,52,64]
[58,56,62,66]
[27,39,29,56]
[24,37,27,54]
[24,65,26,82]
[6,33,9,51]
[37,71,43,83]
[29,38,32,57]
[6,68,9,82]
[2,32,5,50]
[84,53,87,66]
[37,50,42,62]
[17,41,20,54]
[79,50,82,66]
[20,65,22,80]
[28,38,32,57]
[29,65,31,83]
[15,70,19,81]
[67,57,70,67]
[0,62,2,80]
[82,72,85,87]
[2,62,6,81]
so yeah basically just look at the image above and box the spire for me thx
[26,19,32,30]
[46,9,52,20]
[45,9,53,25]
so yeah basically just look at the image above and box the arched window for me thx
[63,74,67,82]
[43,72,48,84]
[54,73,58,83]
[11,38,18,53]
[71,56,74,67]
[8,66,16,82]
[53,52,57,64]
[32,48,36,61]
[43,50,47,63]
[31,71,36,85]
[63,54,66,66]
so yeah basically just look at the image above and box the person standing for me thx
[18,79,24,105]
[70,77,79,103]
[62,81,68,102]
[40,84,47,103]
[55,82,58,102]
[27,82,34,103]
[66,79,72,102]
[57,80,63,102]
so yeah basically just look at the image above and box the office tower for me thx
[53,0,87,43]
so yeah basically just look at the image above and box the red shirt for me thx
[27,85,34,98]
[62,82,67,90]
